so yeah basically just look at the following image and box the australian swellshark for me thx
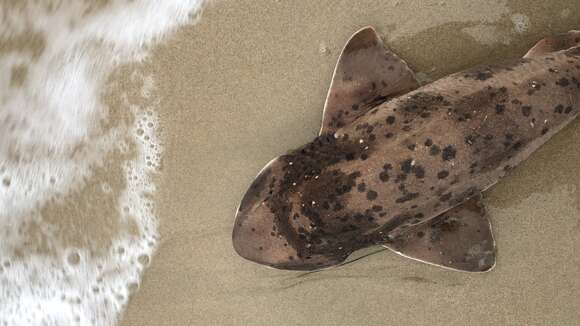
[232,27,580,272]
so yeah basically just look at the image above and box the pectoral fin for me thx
[383,197,496,272]
[320,26,419,135]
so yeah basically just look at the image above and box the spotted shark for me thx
[232,27,580,272]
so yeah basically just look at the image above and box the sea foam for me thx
[0,1,205,325]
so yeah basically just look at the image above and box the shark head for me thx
[233,134,383,270]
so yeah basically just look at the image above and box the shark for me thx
[232,27,580,272]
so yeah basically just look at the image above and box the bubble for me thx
[101,183,112,193]
[318,43,330,56]
[2,178,10,188]
[137,254,150,266]
[67,252,81,265]
[511,13,530,34]
[136,128,144,136]
[127,282,139,294]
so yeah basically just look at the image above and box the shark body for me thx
[233,27,580,272]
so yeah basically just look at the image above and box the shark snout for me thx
[232,157,341,270]
[232,157,298,268]
[232,206,341,270]
[232,209,299,269]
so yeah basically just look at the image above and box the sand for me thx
[121,1,580,325]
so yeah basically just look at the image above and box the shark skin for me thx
[232,27,580,272]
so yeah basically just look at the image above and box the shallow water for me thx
[0,1,203,324]
[2,0,580,325]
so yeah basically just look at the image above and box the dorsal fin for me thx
[383,197,496,272]
[524,30,580,58]
[320,26,419,135]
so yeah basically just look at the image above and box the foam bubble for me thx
[0,0,207,325]
[511,13,530,34]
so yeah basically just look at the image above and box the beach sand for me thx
[120,1,580,325]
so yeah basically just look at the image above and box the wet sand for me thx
[121,1,580,325]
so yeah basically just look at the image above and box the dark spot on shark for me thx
[386,116,396,124]
[541,127,549,135]
[401,159,413,174]
[372,205,383,212]
[495,104,505,114]
[521,106,532,117]
[402,126,412,132]
[396,192,420,203]
[442,146,457,161]
[379,171,390,182]
[395,173,407,183]
[407,144,416,151]
[367,190,378,200]
[556,77,570,87]
[437,171,449,179]
[554,104,564,114]
[565,106,573,114]
[572,77,580,89]
[357,183,366,192]
[424,139,433,146]
[385,132,394,138]
[413,166,425,179]
[430,145,441,156]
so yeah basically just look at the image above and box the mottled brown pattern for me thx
[233,27,580,271]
